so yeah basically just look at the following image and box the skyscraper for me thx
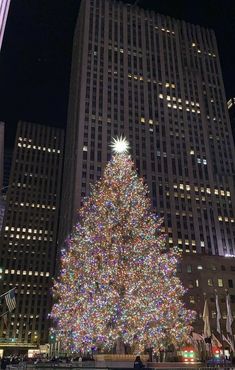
[227,97,235,144]
[0,122,5,232]
[0,121,4,190]
[0,0,11,50]
[61,0,235,258]
[0,121,64,347]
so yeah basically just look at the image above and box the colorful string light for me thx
[51,151,195,353]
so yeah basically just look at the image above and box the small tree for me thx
[51,138,194,353]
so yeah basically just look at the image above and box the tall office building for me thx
[0,121,64,348]
[0,122,5,232]
[3,148,12,193]
[61,0,235,259]
[227,97,235,143]
[0,122,4,190]
[0,0,11,50]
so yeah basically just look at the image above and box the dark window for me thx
[228,279,233,288]
[176,263,182,273]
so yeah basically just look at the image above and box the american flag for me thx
[5,289,16,312]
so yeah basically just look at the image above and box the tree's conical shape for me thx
[51,153,195,353]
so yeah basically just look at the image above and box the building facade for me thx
[0,195,5,233]
[0,121,64,347]
[227,97,235,144]
[61,0,235,258]
[0,0,11,50]
[0,122,5,232]
[3,147,12,193]
[0,122,4,190]
[179,254,235,335]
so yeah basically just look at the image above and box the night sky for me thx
[0,0,235,147]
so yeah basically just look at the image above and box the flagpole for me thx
[214,289,225,361]
[0,287,16,299]
[225,289,234,358]
[0,311,8,318]
[203,293,212,361]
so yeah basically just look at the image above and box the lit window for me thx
[195,279,199,287]
[218,279,223,287]
[197,265,203,270]
[188,281,194,288]
[189,296,195,303]
[208,279,213,286]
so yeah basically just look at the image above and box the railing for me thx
[6,364,235,370]
[6,361,235,370]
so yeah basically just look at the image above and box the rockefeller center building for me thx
[60,0,235,259]
[0,121,64,347]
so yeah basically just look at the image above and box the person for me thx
[78,356,82,367]
[134,356,144,368]
[1,358,7,370]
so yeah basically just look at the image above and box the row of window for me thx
[188,278,233,289]
[178,264,235,273]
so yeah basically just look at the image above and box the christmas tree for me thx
[51,137,195,353]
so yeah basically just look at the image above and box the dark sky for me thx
[0,0,235,147]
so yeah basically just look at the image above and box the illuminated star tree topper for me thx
[51,138,195,354]
[110,136,130,154]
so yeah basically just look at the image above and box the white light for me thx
[110,136,130,154]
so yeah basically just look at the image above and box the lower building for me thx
[180,254,235,335]
[0,121,64,351]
